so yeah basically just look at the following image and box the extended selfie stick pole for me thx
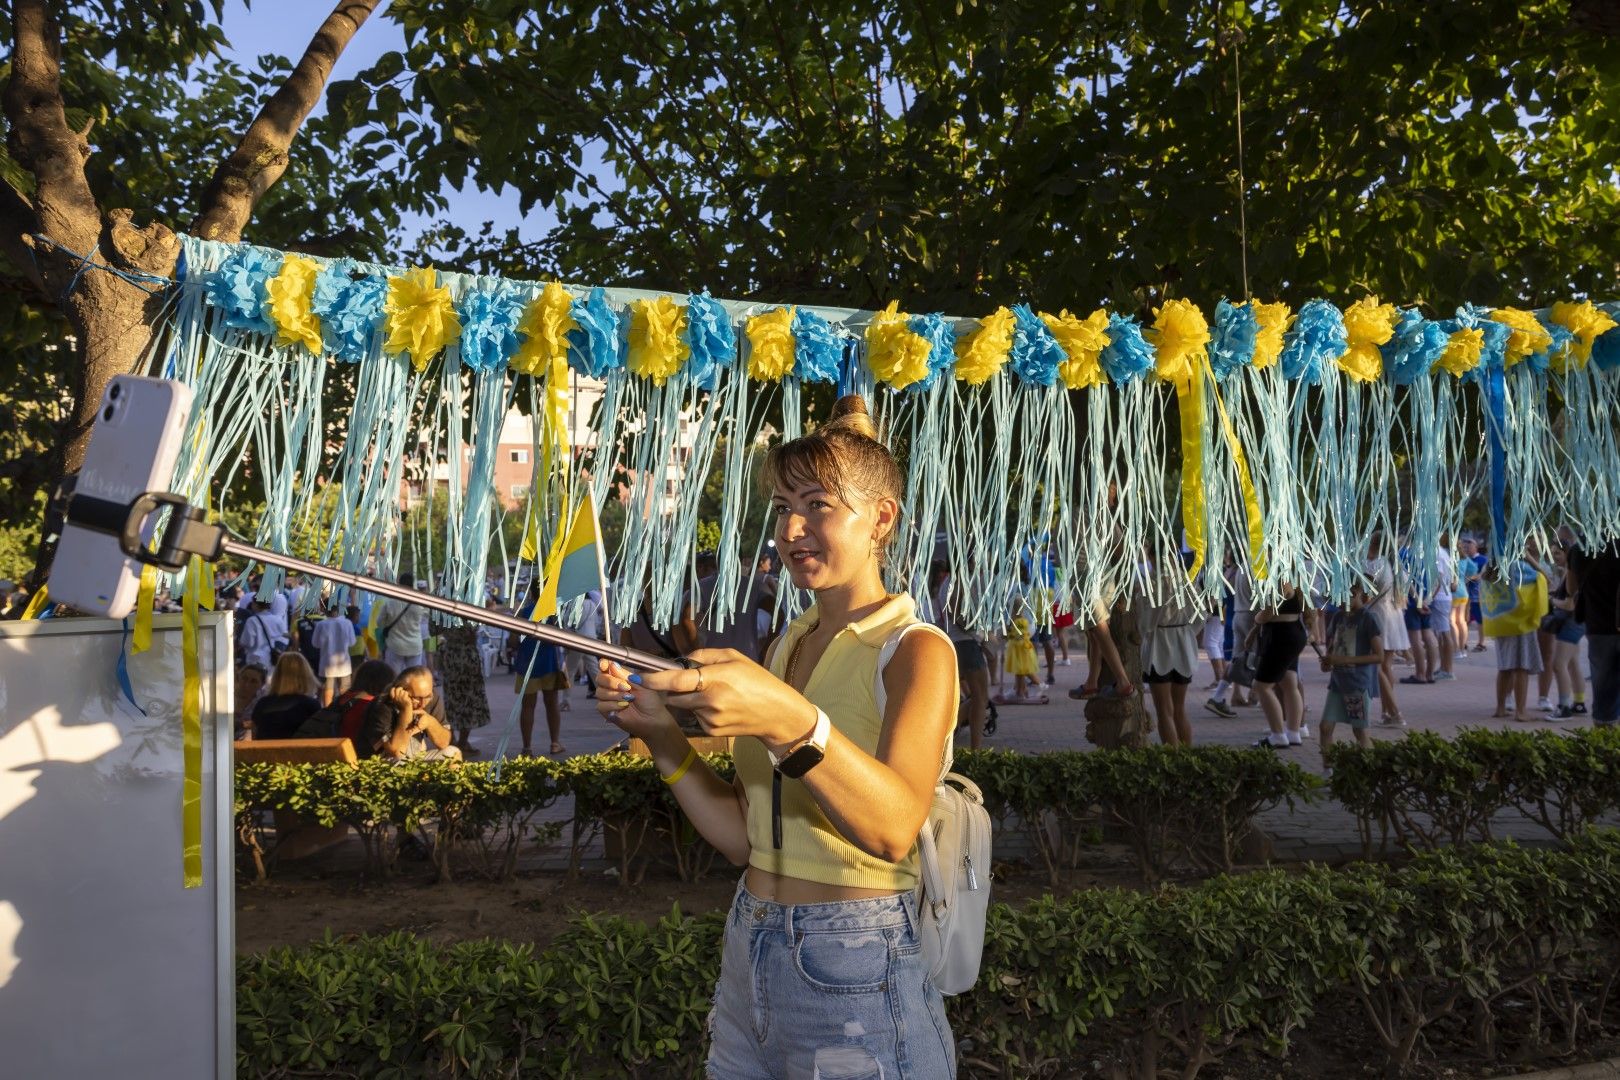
[61,487,692,675]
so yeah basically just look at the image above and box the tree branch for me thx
[0,177,45,293]
[3,0,99,255]
[190,0,381,242]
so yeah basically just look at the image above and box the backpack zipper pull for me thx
[964,853,978,890]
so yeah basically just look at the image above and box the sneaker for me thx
[1538,697,1555,712]
[1299,724,1311,739]
[1058,658,1072,667]
[1286,733,1303,746]
[1253,737,1282,750]
[1433,671,1456,681]
[1205,698,1237,718]
[1552,705,1574,720]
[1572,703,1588,714]
[1379,714,1406,728]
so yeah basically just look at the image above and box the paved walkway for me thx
[452,639,1602,866]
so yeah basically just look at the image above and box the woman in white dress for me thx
[1364,533,1409,725]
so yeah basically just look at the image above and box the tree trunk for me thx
[1084,604,1151,749]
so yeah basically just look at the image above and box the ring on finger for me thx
[694,668,705,693]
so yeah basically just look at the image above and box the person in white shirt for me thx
[265,586,291,651]
[238,599,275,671]
[310,603,359,705]
[374,572,427,670]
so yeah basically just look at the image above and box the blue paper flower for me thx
[906,312,957,391]
[205,248,281,335]
[683,292,735,391]
[791,309,842,383]
[1008,304,1065,387]
[1593,324,1620,373]
[1098,314,1155,383]
[311,263,387,364]
[456,284,525,373]
[1381,309,1449,385]
[1528,316,1573,374]
[567,287,626,378]
[1208,299,1258,382]
[1279,299,1348,384]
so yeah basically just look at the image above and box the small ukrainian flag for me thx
[533,491,607,627]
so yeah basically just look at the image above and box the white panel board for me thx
[0,613,234,1080]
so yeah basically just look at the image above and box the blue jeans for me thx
[706,880,956,1079]
[1590,634,1619,726]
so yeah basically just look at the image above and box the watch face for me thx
[777,743,825,779]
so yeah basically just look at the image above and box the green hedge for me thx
[237,829,1620,1079]
[1326,726,1620,855]
[235,746,1320,885]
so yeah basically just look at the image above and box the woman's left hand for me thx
[631,648,818,754]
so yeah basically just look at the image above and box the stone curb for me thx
[1508,1056,1620,1080]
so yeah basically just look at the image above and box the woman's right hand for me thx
[596,659,677,738]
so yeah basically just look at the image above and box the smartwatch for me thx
[770,708,830,779]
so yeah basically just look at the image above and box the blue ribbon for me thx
[115,616,148,717]
[1484,364,1508,551]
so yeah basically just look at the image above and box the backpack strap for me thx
[873,620,956,783]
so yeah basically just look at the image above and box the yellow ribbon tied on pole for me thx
[180,555,209,888]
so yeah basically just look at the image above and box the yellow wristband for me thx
[661,746,699,786]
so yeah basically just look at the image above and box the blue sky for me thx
[217,0,553,246]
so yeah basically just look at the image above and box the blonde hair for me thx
[761,395,904,558]
[267,651,318,697]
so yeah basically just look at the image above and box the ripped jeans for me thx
[706,879,956,1079]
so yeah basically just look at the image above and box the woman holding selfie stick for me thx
[596,396,959,1077]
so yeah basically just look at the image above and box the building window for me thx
[510,449,529,464]
[510,484,529,500]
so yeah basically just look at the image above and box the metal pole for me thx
[217,536,688,673]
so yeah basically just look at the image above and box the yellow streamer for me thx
[864,301,933,390]
[131,563,158,654]
[1175,365,1209,581]
[1490,307,1552,368]
[627,297,690,386]
[1339,297,1398,383]
[1250,302,1293,370]
[1548,300,1618,371]
[745,307,797,382]
[383,267,461,371]
[954,306,1015,385]
[1041,308,1111,390]
[180,555,207,889]
[1435,328,1484,377]
[20,585,49,620]
[1205,358,1268,581]
[544,353,571,451]
[267,253,324,356]
[512,282,577,376]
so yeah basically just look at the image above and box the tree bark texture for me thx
[1,0,380,590]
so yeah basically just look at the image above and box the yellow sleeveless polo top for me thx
[735,593,943,891]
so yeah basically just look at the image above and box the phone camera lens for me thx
[109,383,121,400]
[103,405,115,422]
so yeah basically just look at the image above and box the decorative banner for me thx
[148,235,1620,638]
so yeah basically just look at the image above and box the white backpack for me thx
[875,623,993,996]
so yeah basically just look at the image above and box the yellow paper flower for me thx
[1338,296,1397,383]
[512,281,578,377]
[954,306,1015,385]
[745,306,796,382]
[627,296,690,386]
[1489,307,1553,368]
[865,301,933,390]
[1149,299,1211,388]
[1434,327,1484,377]
[383,267,460,371]
[1250,302,1293,371]
[1549,300,1618,371]
[1041,308,1111,390]
[266,254,323,356]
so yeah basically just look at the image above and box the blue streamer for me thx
[791,309,842,383]
[1098,314,1154,383]
[1485,363,1509,549]
[1008,304,1064,387]
[115,617,147,717]
[1209,299,1258,382]
[1279,299,1347,385]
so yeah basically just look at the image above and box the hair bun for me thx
[826,394,879,442]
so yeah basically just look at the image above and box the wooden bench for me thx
[234,738,358,873]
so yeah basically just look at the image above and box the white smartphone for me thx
[48,375,194,617]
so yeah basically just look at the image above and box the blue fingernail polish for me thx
[621,692,636,701]
[628,673,643,685]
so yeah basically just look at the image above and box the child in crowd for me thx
[999,614,1045,704]
[1318,581,1384,763]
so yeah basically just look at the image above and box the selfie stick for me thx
[60,486,693,675]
